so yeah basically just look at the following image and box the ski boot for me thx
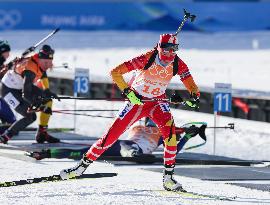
[163,164,186,192]
[60,154,92,180]
[35,125,60,143]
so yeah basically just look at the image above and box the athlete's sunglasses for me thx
[159,43,179,52]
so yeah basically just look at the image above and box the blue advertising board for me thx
[0,1,270,31]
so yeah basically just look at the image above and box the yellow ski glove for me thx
[123,88,143,105]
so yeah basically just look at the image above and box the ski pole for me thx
[206,123,235,130]
[52,110,114,119]
[143,98,198,108]
[52,63,69,69]
[175,9,196,36]
[55,96,196,106]
[53,96,198,109]
[55,96,124,100]
[27,107,116,119]
[21,28,60,57]
[52,96,199,110]
[53,109,119,112]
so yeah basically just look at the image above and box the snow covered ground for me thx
[2,98,269,205]
[1,157,270,205]
[0,30,270,204]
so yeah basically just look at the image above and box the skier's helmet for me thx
[159,34,178,46]
[157,34,178,62]
[38,45,54,59]
[0,40,11,54]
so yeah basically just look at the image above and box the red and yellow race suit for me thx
[86,50,199,166]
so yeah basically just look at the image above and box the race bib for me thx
[4,92,20,109]
[159,102,170,112]
[131,62,173,98]
[118,102,133,120]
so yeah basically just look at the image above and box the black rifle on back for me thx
[0,28,60,77]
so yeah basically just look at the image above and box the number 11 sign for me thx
[213,83,232,155]
[214,83,232,112]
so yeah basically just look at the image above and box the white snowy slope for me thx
[0,157,269,205]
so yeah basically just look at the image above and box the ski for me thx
[23,127,75,132]
[156,190,236,201]
[0,173,117,188]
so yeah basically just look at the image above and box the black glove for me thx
[191,92,200,102]
[29,97,52,113]
[44,89,60,101]
[170,93,183,104]
[38,104,52,114]
[30,96,46,111]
